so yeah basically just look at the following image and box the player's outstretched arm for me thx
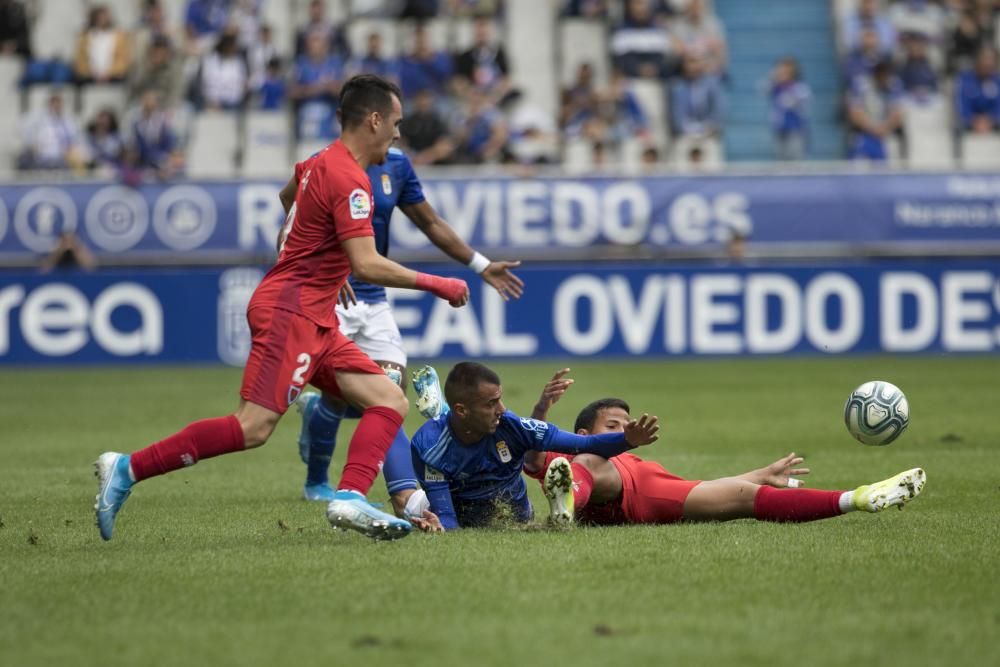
[341,235,469,307]
[738,453,810,488]
[400,200,524,301]
[622,414,660,448]
[529,368,574,422]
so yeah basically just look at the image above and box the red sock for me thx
[571,463,594,509]
[753,485,845,523]
[337,406,405,494]
[130,415,245,482]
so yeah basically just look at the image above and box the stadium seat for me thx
[630,79,668,141]
[262,0,295,56]
[243,111,292,178]
[559,19,609,87]
[103,0,140,28]
[903,97,955,169]
[507,0,557,118]
[187,111,240,178]
[78,84,128,123]
[960,133,1000,169]
[563,136,594,174]
[295,139,330,162]
[159,0,189,28]
[671,135,725,171]
[32,0,85,60]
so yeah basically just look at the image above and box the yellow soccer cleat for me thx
[853,468,927,512]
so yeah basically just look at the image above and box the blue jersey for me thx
[349,148,426,303]
[411,410,635,530]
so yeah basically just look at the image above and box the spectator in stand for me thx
[0,0,31,59]
[347,32,399,82]
[560,62,599,133]
[672,0,727,75]
[74,4,133,84]
[843,27,888,84]
[256,57,287,110]
[18,92,86,171]
[888,0,948,47]
[563,0,610,18]
[40,231,97,273]
[843,0,897,55]
[454,18,511,102]
[956,46,1000,133]
[454,88,508,163]
[898,31,938,101]
[185,0,231,54]
[767,56,810,161]
[247,23,278,90]
[949,7,991,74]
[400,88,455,165]
[399,0,440,19]
[230,0,262,51]
[398,23,454,101]
[85,108,125,174]
[198,29,247,110]
[597,68,649,143]
[612,0,678,79]
[670,53,725,139]
[847,59,904,161]
[447,0,503,15]
[291,31,345,139]
[127,89,184,179]
[295,0,348,58]
[134,0,177,64]
[128,36,184,107]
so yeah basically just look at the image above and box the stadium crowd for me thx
[2,0,1000,178]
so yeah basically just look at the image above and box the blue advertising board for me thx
[1,172,1000,261]
[1,262,997,365]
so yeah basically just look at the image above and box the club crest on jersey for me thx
[381,173,392,195]
[349,188,371,219]
[495,440,512,462]
[425,466,445,482]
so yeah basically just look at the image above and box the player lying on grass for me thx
[280,144,522,516]
[406,362,661,530]
[93,75,469,543]
[409,366,927,530]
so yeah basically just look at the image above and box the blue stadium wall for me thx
[0,173,998,365]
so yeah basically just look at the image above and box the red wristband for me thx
[416,273,467,303]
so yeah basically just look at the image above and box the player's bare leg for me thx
[323,370,414,540]
[682,479,761,521]
[571,454,623,504]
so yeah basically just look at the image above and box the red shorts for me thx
[528,452,699,525]
[240,306,384,414]
[612,453,700,524]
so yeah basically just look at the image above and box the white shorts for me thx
[335,301,407,368]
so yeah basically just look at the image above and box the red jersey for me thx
[249,141,374,329]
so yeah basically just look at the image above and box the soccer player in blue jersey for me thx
[408,362,661,530]
[277,147,523,514]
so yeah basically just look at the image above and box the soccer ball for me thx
[843,381,909,446]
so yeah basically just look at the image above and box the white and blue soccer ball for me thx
[843,381,910,446]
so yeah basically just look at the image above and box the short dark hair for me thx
[338,74,402,130]
[573,398,631,433]
[444,362,501,406]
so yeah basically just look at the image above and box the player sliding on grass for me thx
[94,75,469,542]
[409,366,926,530]
[407,362,661,530]
[281,142,522,515]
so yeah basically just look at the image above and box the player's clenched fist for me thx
[623,413,660,448]
[416,273,469,307]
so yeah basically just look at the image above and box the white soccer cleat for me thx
[326,490,412,541]
[543,457,575,527]
[412,365,449,420]
[853,468,927,512]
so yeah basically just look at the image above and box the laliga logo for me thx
[0,282,163,357]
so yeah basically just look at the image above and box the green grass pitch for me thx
[1,357,998,667]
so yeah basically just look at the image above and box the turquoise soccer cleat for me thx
[542,456,575,527]
[326,490,412,541]
[94,452,134,541]
[303,482,337,502]
[412,365,449,420]
[295,391,321,464]
[853,468,927,512]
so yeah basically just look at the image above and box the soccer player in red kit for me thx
[94,75,469,542]
[522,370,926,526]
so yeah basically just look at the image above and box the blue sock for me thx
[306,400,344,486]
[382,426,418,495]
